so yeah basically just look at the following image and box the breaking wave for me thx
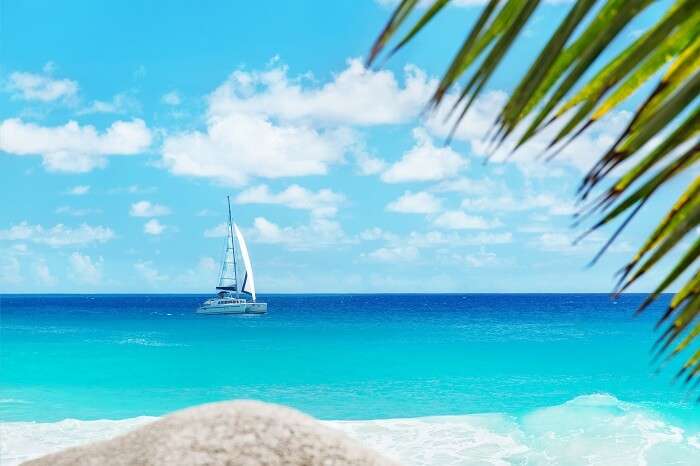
[1,394,698,466]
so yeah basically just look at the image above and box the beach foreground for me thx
[3,394,699,465]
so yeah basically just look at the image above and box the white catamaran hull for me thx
[196,302,247,314]
[196,302,267,315]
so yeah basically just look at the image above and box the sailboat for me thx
[197,197,267,315]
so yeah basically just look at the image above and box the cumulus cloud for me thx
[365,246,419,263]
[5,68,78,102]
[207,58,433,125]
[531,230,633,255]
[235,184,344,217]
[197,256,217,272]
[354,151,388,175]
[426,90,629,176]
[130,201,170,217]
[160,58,435,186]
[143,219,166,235]
[55,206,102,217]
[161,114,353,186]
[359,227,511,266]
[432,211,500,230]
[204,223,229,238]
[78,92,140,115]
[403,230,512,247]
[386,191,442,214]
[0,118,152,172]
[433,177,501,196]
[461,191,576,216]
[248,216,349,250]
[381,128,467,183]
[0,222,114,247]
[68,252,103,285]
[134,260,168,285]
[0,255,22,286]
[161,91,181,106]
[34,259,57,286]
[67,185,90,196]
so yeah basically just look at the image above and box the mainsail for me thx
[233,223,256,301]
[216,227,237,291]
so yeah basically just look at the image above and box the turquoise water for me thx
[2,294,699,465]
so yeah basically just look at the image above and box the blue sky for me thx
[0,0,684,293]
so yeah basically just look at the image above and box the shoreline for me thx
[3,394,699,466]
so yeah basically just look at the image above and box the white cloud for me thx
[161,91,181,106]
[55,206,102,217]
[403,230,512,247]
[34,260,57,286]
[426,90,629,177]
[204,223,228,238]
[144,219,166,236]
[78,92,140,115]
[249,216,349,250]
[207,58,433,126]
[5,68,78,102]
[197,256,217,272]
[68,252,103,285]
[365,246,419,263]
[109,185,156,195]
[0,255,22,285]
[381,128,467,183]
[432,211,499,230]
[354,151,387,175]
[67,185,90,196]
[160,58,435,186]
[433,177,500,196]
[0,222,114,247]
[461,192,575,216]
[387,191,442,214]
[532,230,633,256]
[130,201,170,217]
[0,118,152,172]
[0,243,28,286]
[235,184,344,217]
[360,228,512,248]
[161,114,353,186]
[359,227,399,242]
[134,260,168,285]
[463,250,500,268]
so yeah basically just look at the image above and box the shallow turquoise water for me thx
[1,294,699,465]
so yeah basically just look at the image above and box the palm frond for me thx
[370,0,700,386]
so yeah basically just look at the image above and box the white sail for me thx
[233,223,255,301]
[217,231,237,290]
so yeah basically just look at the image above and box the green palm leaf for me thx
[370,0,700,387]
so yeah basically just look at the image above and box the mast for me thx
[227,196,240,298]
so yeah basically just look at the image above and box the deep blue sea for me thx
[1,294,699,465]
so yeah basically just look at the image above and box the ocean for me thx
[1,294,699,465]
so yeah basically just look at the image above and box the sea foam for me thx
[1,394,698,466]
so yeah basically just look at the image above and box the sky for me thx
[0,0,685,293]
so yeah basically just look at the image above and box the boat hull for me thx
[196,302,267,315]
[196,303,247,315]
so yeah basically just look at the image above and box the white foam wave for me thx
[116,337,181,347]
[1,395,698,466]
[0,417,155,465]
